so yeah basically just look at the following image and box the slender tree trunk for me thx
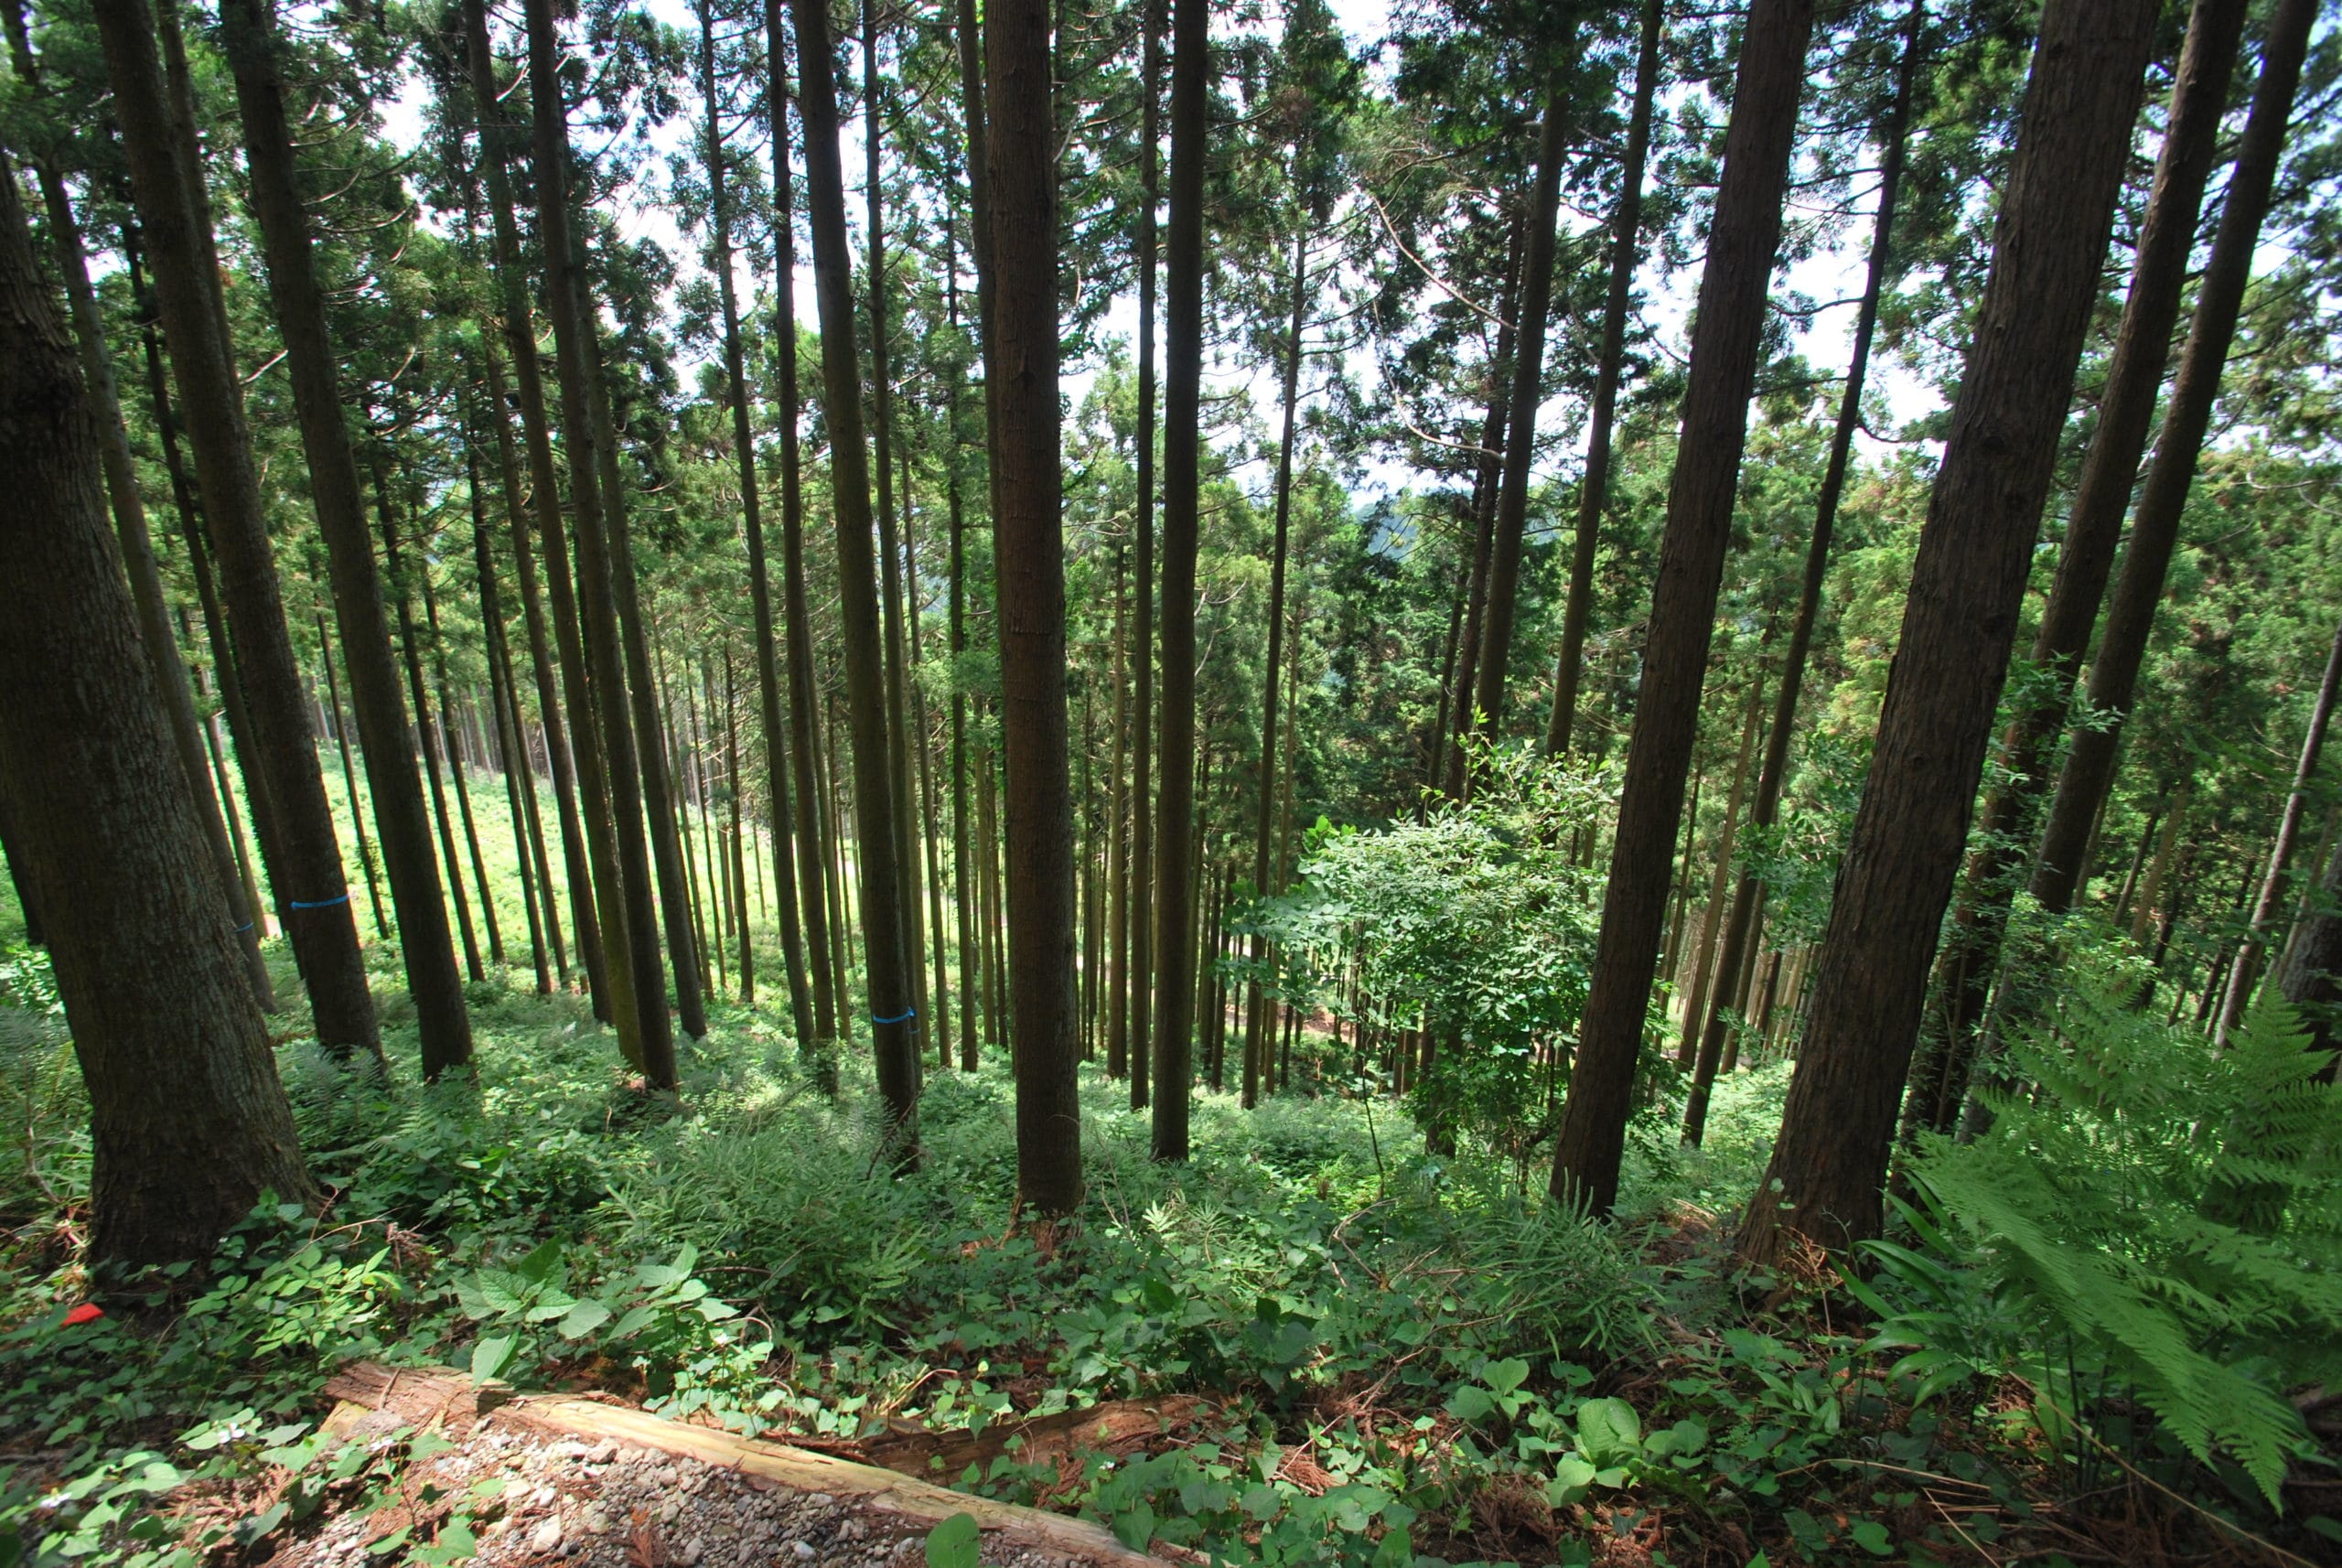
[793,0,921,1148]
[1682,7,1922,1145]
[1440,221,1523,801]
[704,1,812,1046]
[2030,0,2315,918]
[525,0,678,1085]
[312,618,386,941]
[91,0,381,1063]
[944,220,981,1073]
[725,650,755,1000]
[222,0,478,1075]
[1467,61,1577,757]
[1244,225,1312,1110]
[1675,666,1765,1069]
[473,462,556,993]
[1150,0,1209,1159]
[1132,0,1161,1127]
[1108,558,1132,1079]
[0,170,315,1265]
[1546,0,1662,757]
[1550,0,1818,1216]
[765,5,841,1060]
[1911,0,2250,1124]
[2216,612,2342,1040]
[421,561,505,970]
[1737,0,2159,1264]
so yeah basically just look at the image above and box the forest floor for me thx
[3,837,2336,1567]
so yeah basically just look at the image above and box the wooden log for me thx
[321,1365,1164,1564]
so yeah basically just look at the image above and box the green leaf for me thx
[557,1300,613,1339]
[514,1239,564,1284]
[1481,1358,1529,1397]
[923,1514,980,1568]
[1445,1385,1497,1422]
[1574,1397,1641,1465]
[1848,1519,1892,1556]
[470,1334,517,1383]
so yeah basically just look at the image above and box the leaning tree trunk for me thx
[1549,0,1818,1217]
[1545,0,1662,757]
[793,0,922,1150]
[1681,1,1923,1146]
[1736,0,2159,1266]
[91,0,381,1065]
[2029,0,2317,921]
[1907,0,2248,1132]
[461,0,616,1028]
[0,5,274,1007]
[1150,0,1209,1162]
[524,0,676,1085]
[2215,611,2342,1041]
[0,163,315,1268]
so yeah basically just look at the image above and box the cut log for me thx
[321,1364,1162,1564]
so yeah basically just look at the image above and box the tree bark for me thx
[793,0,922,1148]
[1738,0,2158,1264]
[1466,68,1574,760]
[1132,0,1161,1127]
[1682,4,1923,1146]
[988,0,1082,1215]
[1150,0,1209,1161]
[1908,0,2249,1126]
[2030,0,2317,922]
[461,0,615,1027]
[1549,0,1817,1216]
[1545,0,1662,757]
[524,0,677,1084]
[91,0,381,1064]
[0,162,314,1267]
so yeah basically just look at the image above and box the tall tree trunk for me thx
[462,0,612,1025]
[1243,224,1311,1110]
[866,0,930,1066]
[907,463,952,1064]
[1,7,274,1007]
[989,0,1082,1213]
[1108,557,1132,1079]
[0,164,316,1266]
[91,0,381,1064]
[704,0,812,1047]
[1131,0,1161,1127]
[765,2,842,1062]
[793,0,921,1149]
[1682,5,1922,1145]
[1545,0,1662,757]
[222,0,476,1072]
[1440,219,1524,801]
[1737,0,2159,1264]
[1908,0,2249,1129]
[2215,612,2342,1040]
[945,212,980,1072]
[524,0,677,1085]
[1466,60,1576,757]
[1549,0,1818,1216]
[2030,0,2317,919]
[1150,0,1209,1161]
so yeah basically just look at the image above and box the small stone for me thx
[582,1506,614,1536]
[529,1515,564,1554]
[790,1543,816,1562]
[551,1441,595,1460]
[530,1486,558,1509]
[682,1537,706,1566]
[808,1496,833,1509]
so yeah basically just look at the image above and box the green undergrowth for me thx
[4,915,2337,1567]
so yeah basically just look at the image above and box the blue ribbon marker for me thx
[288,893,351,910]
[872,1008,918,1026]
[233,922,255,934]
